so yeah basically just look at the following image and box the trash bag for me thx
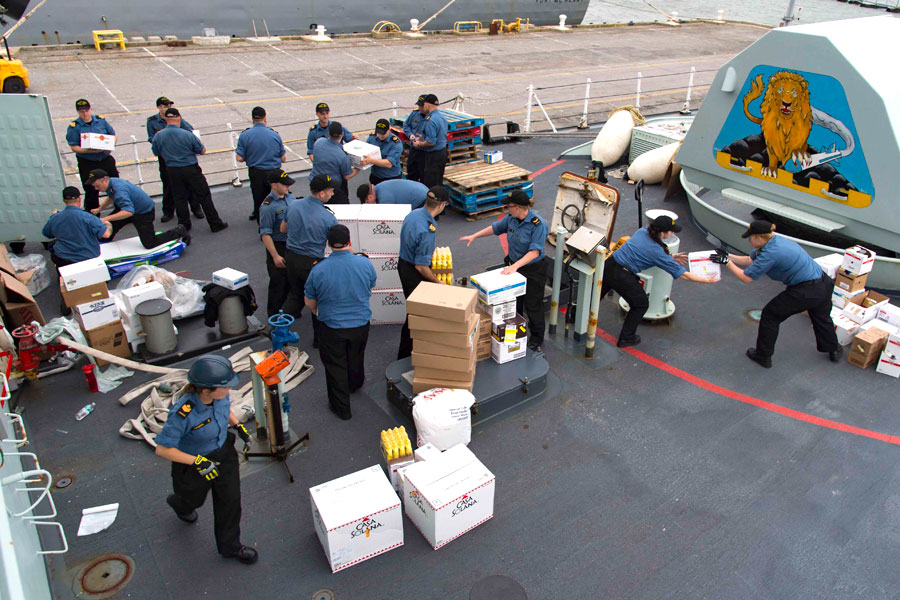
[411,387,475,450]
[9,253,50,296]
[114,265,206,319]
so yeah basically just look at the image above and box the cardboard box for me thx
[477,299,516,323]
[847,327,889,369]
[406,282,477,323]
[875,350,900,378]
[75,297,120,330]
[484,150,503,164]
[211,268,249,291]
[470,269,526,305]
[412,376,474,395]
[877,303,900,328]
[343,139,382,169]
[415,443,442,462]
[60,279,108,308]
[385,457,415,492]
[842,291,890,325]
[412,351,475,372]
[402,444,495,550]
[492,314,527,344]
[409,312,478,335]
[368,253,401,289]
[370,288,406,325]
[834,271,867,294]
[814,253,844,279]
[84,320,130,366]
[0,271,45,327]
[687,250,722,279]
[79,132,116,151]
[410,325,478,349]
[841,245,876,276]
[324,205,361,256]
[120,281,166,314]
[122,320,145,352]
[491,336,526,364]
[414,338,475,359]
[832,287,865,309]
[309,465,403,573]
[58,257,110,291]
[357,204,410,254]
[833,315,859,346]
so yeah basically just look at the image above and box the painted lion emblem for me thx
[742,70,812,177]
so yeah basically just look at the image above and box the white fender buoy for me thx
[626,142,681,184]
[591,110,636,166]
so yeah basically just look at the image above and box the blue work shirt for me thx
[403,111,426,141]
[236,123,285,170]
[42,206,106,262]
[258,191,294,243]
[305,250,376,329]
[306,121,352,156]
[65,116,116,162]
[107,178,155,215]
[744,235,822,286]
[375,179,428,209]
[283,196,337,257]
[155,393,231,455]
[151,124,204,167]
[146,113,193,142]
[492,209,548,264]
[366,133,403,180]
[421,110,448,152]
[310,137,353,183]
[613,227,686,279]
[399,207,437,266]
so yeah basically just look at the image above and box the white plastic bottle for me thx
[75,402,96,421]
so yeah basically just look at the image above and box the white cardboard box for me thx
[79,132,116,151]
[310,465,403,573]
[484,151,503,164]
[814,253,844,280]
[343,139,382,170]
[122,320,145,352]
[415,442,442,462]
[120,282,166,314]
[687,250,721,279]
[211,268,249,290]
[843,294,889,325]
[886,331,900,356]
[368,253,401,289]
[491,335,526,363]
[370,288,406,325]
[841,245,876,276]
[861,320,898,336]
[385,457,415,492]
[402,444,495,550]
[471,269,527,305]
[876,350,900,378]
[59,257,111,291]
[833,315,859,346]
[877,303,900,328]
[357,204,410,254]
[75,297,120,331]
[832,287,865,309]
[325,205,362,256]
[477,299,516,323]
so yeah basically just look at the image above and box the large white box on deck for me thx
[356,204,410,254]
[470,269,526,305]
[309,465,403,573]
[370,288,406,325]
[120,281,166,314]
[877,303,900,328]
[841,245,876,276]
[402,444,495,550]
[833,315,859,346]
[59,257,110,291]
[211,268,249,290]
[368,253,401,289]
[343,139,382,170]
[74,297,120,331]
[325,205,361,256]
[814,253,844,279]
[80,132,116,151]
[687,250,721,278]
[876,350,900,378]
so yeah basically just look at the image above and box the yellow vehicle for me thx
[0,37,29,93]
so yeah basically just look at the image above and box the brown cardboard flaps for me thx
[0,270,45,327]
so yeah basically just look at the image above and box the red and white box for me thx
[876,350,900,378]
[841,245,876,276]
[357,204,410,254]
[370,287,406,325]
[310,465,403,573]
[877,303,900,328]
[833,314,859,346]
[402,444,495,550]
[886,331,900,357]
[80,132,116,151]
[368,253,401,289]
[687,250,721,279]
[814,253,844,279]
[324,205,361,256]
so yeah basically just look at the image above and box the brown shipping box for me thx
[410,315,478,348]
[847,327,889,369]
[85,320,131,366]
[60,278,109,308]
[414,365,475,381]
[834,272,867,294]
[412,374,475,395]
[414,338,474,359]
[406,282,476,322]
[412,351,476,373]
[0,270,45,327]
[409,311,477,334]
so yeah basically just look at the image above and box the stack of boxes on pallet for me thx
[470,269,528,364]
[390,109,486,174]
[407,282,479,394]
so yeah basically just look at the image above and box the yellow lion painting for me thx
[742,70,813,177]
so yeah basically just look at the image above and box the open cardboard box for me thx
[0,246,45,327]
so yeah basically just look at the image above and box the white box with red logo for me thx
[877,303,900,328]
[876,350,900,378]
[324,205,361,257]
[370,287,406,325]
[841,245,876,276]
[885,331,900,358]
[814,253,844,279]
[401,443,495,550]
[833,314,859,346]
[309,465,403,573]
[80,132,116,151]
[356,204,410,254]
[687,250,721,279]
[368,253,401,289]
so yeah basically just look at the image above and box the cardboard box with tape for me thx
[847,327,889,369]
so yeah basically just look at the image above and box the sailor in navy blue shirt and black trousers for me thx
[65,98,119,211]
[403,95,427,183]
[236,106,286,221]
[258,170,296,316]
[362,118,403,185]
[721,219,841,368]
[413,94,449,189]
[310,121,358,204]
[147,97,202,222]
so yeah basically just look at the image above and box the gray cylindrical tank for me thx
[218,295,248,335]
[135,298,177,355]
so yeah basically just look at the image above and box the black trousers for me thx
[248,167,277,218]
[421,148,448,188]
[265,240,289,316]
[406,148,423,183]
[284,250,322,344]
[168,432,242,556]
[77,154,118,211]
[601,258,648,342]
[109,209,182,249]
[397,258,426,359]
[318,322,369,418]
[756,274,839,358]
[159,156,200,216]
[326,178,350,205]
[166,163,224,230]
[515,258,548,346]
[369,173,399,186]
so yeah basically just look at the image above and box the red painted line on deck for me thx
[594,326,900,446]
[529,159,566,180]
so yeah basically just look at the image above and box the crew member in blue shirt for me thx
[306,102,354,161]
[151,107,228,233]
[720,219,841,368]
[305,224,377,420]
[85,169,188,248]
[236,106,286,221]
[356,179,429,209]
[280,174,338,346]
[147,97,203,222]
[413,94,449,188]
[65,99,119,211]
[403,95,427,182]
[258,170,296,316]
[396,186,450,359]
[361,118,402,185]
[600,215,718,348]
[155,354,257,565]
[460,190,551,352]
[310,121,358,204]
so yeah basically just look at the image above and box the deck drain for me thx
[54,475,74,489]
[469,575,526,600]
[312,590,335,600]
[232,88,248,94]
[746,309,762,321]
[73,554,134,599]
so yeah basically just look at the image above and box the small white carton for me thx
[484,151,503,164]
[687,250,721,279]
[877,303,900,328]
[886,331,900,356]
[122,320,145,352]
[120,282,166,314]
[477,299,516,323]
[491,336,527,364]
[415,442,442,462]
[833,315,859,346]
[832,287,864,309]
[470,269,527,305]
[310,465,403,573]
[876,350,900,378]
[79,132,116,151]
[211,268,249,290]
[368,253,401,289]
[385,457,415,492]
[402,444,495,550]
[814,253,844,279]
[75,297,120,331]
[59,257,111,291]
[370,288,406,325]
[841,245,876,276]
[343,139,382,170]
[842,293,889,326]
[357,204,410,254]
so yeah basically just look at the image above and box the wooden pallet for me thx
[443,160,532,193]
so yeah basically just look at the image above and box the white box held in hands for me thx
[841,245,876,276]
[80,132,116,151]
[814,253,843,279]
[343,139,382,170]
[470,269,526,305]
[310,465,403,573]
[211,268,248,290]
[75,298,120,331]
[357,204,410,254]
[687,250,721,278]
[59,257,111,291]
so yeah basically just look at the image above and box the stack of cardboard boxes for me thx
[407,282,479,394]
[470,269,528,364]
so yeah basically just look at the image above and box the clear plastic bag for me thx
[9,253,50,296]
[114,265,206,319]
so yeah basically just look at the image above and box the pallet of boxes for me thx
[471,268,529,364]
[820,245,900,377]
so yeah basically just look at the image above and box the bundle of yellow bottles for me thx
[380,426,413,460]
[431,246,453,270]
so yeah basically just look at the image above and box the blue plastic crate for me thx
[446,181,534,214]
[447,136,482,149]
[391,110,484,133]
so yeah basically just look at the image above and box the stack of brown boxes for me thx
[407,282,479,394]
[848,326,890,369]
[475,309,492,361]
